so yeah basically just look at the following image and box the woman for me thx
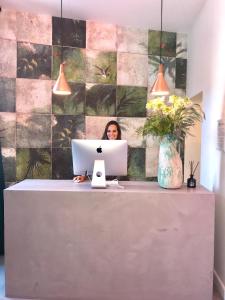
[101,120,121,140]
[73,120,121,182]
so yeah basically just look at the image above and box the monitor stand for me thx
[91,160,106,188]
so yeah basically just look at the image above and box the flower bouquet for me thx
[139,95,205,188]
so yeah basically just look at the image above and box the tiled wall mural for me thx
[0,9,187,186]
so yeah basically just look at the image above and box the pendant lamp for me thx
[53,0,71,95]
[150,0,169,96]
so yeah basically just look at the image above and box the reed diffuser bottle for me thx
[187,161,199,188]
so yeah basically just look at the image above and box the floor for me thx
[0,256,223,300]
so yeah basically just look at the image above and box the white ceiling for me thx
[1,0,206,32]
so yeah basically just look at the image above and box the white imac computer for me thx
[71,139,128,188]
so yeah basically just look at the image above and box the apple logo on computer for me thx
[96,146,102,153]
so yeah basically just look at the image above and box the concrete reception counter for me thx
[4,180,215,300]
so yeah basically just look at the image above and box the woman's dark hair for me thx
[101,120,121,140]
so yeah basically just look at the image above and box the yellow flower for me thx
[139,94,204,140]
[168,95,177,104]
[162,106,172,115]
[146,97,165,111]
[146,95,194,116]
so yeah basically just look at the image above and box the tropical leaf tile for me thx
[52,114,85,147]
[148,55,175,91]
[0,113,16,147]
[86,84,116,116]
[127,147,146,179]
[148,30,176,57]
[17,11,52,45]
[0,39,16,78]
[17,42,51,79]
[86,50,117,84]
[16,78,52,113]
[86,21,117,51]
[52,147,73,179]
[52,17,86,48]
[2,148,16,182]
[176,33,187,59]
[117,117,146,147]
[175,58,187,89]
[117,52,148,87]
[52,83,85,115]
[16,148,51,180]
[0,78,16,112]
[16,114,51,148]
[85,116,117,139]
[52,46,86,82]
[116,86,147,117]
[117,26,148,54]
[0,9,16,40]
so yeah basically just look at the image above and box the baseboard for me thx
[214,269,225,300]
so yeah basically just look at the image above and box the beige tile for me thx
[0,112,16,147]
[16,113,51,148]
[145,135,160,177]
[117,52,148,87]
[117,26,148,54]
[117,117,146,147]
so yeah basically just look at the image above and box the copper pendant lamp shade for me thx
[150,0,170,96]
[53,0,71,96]
[53,63,71,95]
[150,64,169,96]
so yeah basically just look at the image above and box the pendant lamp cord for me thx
[159,0,163,64]
[60,0,63,63]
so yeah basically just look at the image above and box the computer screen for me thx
[71,139,128,176]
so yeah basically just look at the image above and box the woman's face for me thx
[107,124,118,140]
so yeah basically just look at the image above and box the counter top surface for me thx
[5,179,213,194]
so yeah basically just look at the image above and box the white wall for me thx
[187,0,225,296]
[184,92,202,184]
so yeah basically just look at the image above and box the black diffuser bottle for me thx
[187,174,196,188]
[187,161,199,188]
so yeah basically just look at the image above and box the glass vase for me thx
[158,135,183,189]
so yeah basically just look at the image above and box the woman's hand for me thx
[73,175,86,183]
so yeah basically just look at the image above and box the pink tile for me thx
[16,11,52,45]
[0,39,16,78]
[86,21,117,51]
[16,79,52,113]
[0,8,17,40]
